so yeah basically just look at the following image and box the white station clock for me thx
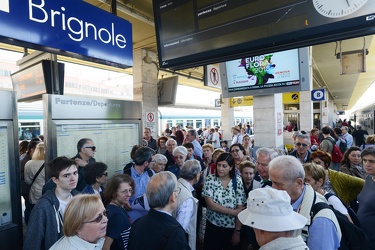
[312,0,369,18]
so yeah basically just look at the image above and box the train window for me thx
[196,120,202,129]
[186,120,193,128]
[213,119,219,127]
[235,119,241,125]
[166,120,173,128]
[176,120,183,127]
[18,122,41,140]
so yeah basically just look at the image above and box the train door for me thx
[186,119,194,128]
[205,119,211,127]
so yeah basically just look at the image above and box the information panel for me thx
[56,123,139,177]
[0,127,12,226]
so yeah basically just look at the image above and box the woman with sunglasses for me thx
[102,174,135,250]
[49,194,108,249]
[81,162,108,198]
[202,152,246,249]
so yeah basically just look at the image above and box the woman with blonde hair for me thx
[24,142,45,205]
[50,194,108,249]
[303,162,353,223]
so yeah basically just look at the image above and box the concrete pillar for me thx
[253,94,283,148]
[299,91,313,132]
[133,49,159,138]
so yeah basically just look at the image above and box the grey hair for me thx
[154,154,167,163]
[361,146,375,158]
[269,155,305,182]
[173,146,188,157]
[256,147,279,161]
[166,138,177,146]
[180,159,201,181]
[188,129,197,137]
[147,171,177,208]
[296,134,309,141]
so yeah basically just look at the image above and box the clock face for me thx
[313,0,369,18]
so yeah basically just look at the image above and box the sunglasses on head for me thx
[83,211,107,223]
[85,146,96,151]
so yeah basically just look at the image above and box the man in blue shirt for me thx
[269,155,341,250]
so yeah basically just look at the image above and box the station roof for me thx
[4,0,375,111]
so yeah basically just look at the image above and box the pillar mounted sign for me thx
[0,0,133,68]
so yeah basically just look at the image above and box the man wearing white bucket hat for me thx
[238,188,309,250]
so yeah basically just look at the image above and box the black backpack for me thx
[310,194,370,250]
[324,193,360,227]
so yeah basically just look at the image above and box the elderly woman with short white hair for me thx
[167,146,188,178]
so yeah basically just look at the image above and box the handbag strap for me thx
[30,163,45,186]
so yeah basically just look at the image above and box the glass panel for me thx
[18,122,41,140]
[0,126,12,225]
[196,120,202,129]
[56,123,139,177]
[213,119,219,127]
[186,120,193,127]
[167,120,173,127]
[176,120,183,127]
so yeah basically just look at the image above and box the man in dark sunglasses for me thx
[73,138,97,191]
[289,134,312,164]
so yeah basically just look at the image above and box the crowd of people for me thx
[19,122,375,250]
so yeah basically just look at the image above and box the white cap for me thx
[238,187,307,232]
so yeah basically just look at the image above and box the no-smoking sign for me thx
[145,111,156,134]
[147,112,154,122]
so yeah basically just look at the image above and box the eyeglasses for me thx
[174,187,181,194]
[295,143,308,147]
[230,149,240,153]
[85,146,96,151]
[83,211,107,223]
[118,189,133,195]
[102,172,108,177]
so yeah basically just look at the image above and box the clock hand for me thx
[346,0,350,7]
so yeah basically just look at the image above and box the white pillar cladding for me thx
[253,94,283,148]
[221,97,235,145]
[133,49,159,137]
[299,91,314,132]
[299,46,314,133]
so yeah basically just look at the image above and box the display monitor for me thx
[220,47,310,98]
[152,0,375,70]
[11,60,64,101]
[157,76,178,106]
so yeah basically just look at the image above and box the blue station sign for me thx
[0,0,133,68]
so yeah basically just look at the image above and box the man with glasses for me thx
[254,147,279,188]
[74,138,97,191]
[128,171,190,250]
[289,134,312,163]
